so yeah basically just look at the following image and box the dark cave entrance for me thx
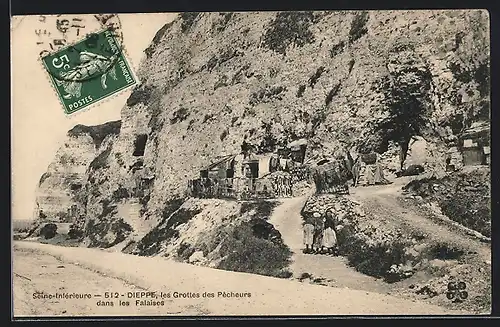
[133,134,148,157]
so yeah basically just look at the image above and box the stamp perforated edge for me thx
[37,20,139,120]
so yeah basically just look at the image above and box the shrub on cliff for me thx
[261,11,317,55]
[135,199,201,256]
[68,225,84,240]
[85,218,132,248]
[67,121,121,150]
[239,199,278,219]
[180,12,201,33]
[371,40,435,169]
[348,11,369,43]
[127,85,154,106]
[39,223,58,239]
[217,220,292,278]
[89,147,112,170]
[403,168,491,237]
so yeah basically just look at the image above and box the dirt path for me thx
[347,176,491,263]
[12,241,462,317]
[269,196,394,295]
[13,245,204,317]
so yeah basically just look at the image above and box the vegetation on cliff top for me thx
[67,120,122,150]
[261,11,318,55]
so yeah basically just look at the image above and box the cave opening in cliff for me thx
[133,134,148,156]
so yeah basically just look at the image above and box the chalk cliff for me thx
[36,10,490,249]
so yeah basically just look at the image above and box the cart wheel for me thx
[447,282,457,290]
[458,281,466,290]
[446,291,455,300]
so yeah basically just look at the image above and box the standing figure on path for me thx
[303,217,315,254]
[313,215,325,254]
[323,210,338,255]
[352,156,361,187]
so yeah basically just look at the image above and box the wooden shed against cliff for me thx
[459,121,490,166]
[199,154,237,179]
[287,138,308,164]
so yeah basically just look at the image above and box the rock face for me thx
[37,10,489,248]
[35,121,122,224]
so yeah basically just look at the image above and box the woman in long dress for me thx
[313,215,325,254]
[302,217,315,254]
[322,210,338,255]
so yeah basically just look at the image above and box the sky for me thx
[11,13,178,220]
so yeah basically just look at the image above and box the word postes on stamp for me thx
[41,28,136,114]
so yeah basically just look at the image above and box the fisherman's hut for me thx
[287,138,308,164]
[459,121,490,166]
[199,154,236,179]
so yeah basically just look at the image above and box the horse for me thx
[344,150,361,187]
[351,156,362,187]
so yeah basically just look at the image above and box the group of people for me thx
[271,174,293,197]
[303,210,339,255]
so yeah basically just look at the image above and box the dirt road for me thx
[12,241,460,317]
[347,176,491,262]
[268,196,393,294]
[267,175,490,314]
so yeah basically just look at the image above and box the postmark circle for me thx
[39,14,125,83]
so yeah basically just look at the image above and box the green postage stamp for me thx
[42,28,137,114]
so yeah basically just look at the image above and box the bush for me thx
[261,11,317,55]
[217,221,292,278]
[85,218,132,248]
[240,200,278,219]
[308,67,325,88]
[330,40,346,57]
[170,107,190,124]
[145,21,175,58]
[220,129,229,141]
[335,211,413,282]
[177,242,196,261]
[39,223,58,239]
[349,11,369,43]
[325,83,341,106]
[203,49,240,72]
[180,12,201,33]
[296,85,306,98]
[68,226,84,240]
[403,170,491,237]
[249,86,287,106]
[89,147,112,170]
[441,192,491,237]
[136,200,203,256]
[212,12,234,33]
[112,186,130,201]
[127,85,154,106]
[68,121,121,149]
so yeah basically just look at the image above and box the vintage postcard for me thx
[11,10,491,318]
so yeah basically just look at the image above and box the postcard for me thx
[11,10,491,317]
